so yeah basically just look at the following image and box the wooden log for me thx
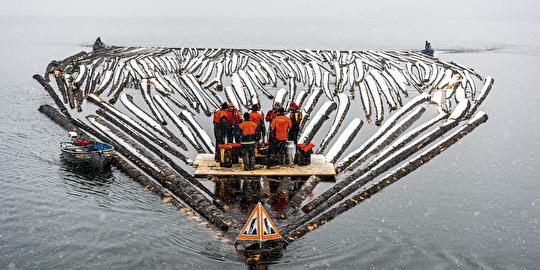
[324,118,363,164]
[108,73,130,104]
[53,70,68,104]
[260,176,271,198]
[276,175,321,220]
[466,76,494,119]
[284,112,488,242]
[302,118,459,216]
[89,113,227,210]
[33,74,71,119]
[37,105,86,139]
[316,93,350,154]
[79,116,235,231]
[43,60,58,82]
[95,108,191,164]
[298,101,337,145]
[335,93,430,172]
[38,105,226,238]
[344,107,426,173]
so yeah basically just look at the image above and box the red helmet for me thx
[289,102,298,109]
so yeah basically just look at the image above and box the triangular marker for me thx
[237,202,282,241]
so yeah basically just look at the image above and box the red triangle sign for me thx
[237,202,282,241]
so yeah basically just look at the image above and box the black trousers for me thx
[226,126,240,143]
[214,124,226,160]
[241,141,256,170]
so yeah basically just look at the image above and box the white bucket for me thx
[286,141,295,164]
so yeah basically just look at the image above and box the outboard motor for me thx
[68,132,78,144]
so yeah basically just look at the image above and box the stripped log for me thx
[466,76,494,119]
[298,101,337,145]
[153,95,204,152]
[324,118,363,164]
[284,112,488,241]
[316,93,350,154]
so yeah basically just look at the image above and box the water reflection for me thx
[59,154,115,197]
[214,176,305,265]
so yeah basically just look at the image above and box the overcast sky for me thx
[2,0,539,22]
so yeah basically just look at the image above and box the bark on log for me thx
[33,74,71,119]
[276,175,321,220]
[88,114,227,208]
[344,107,426,173]
[302,119,459,215]
[94,108,225,209]
[284,112,488,242]
[335,93,430,172]
[38,105,223,236]
[78,116,236,232]
[53,71,68,104]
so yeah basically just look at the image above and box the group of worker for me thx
[213,101,303,170]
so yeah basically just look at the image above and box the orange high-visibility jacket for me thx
[249,111,264,126]
[239,121,257,135]
[270,115,292,141]
[213,109,227,123]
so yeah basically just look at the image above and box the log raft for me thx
[35,43,495,262]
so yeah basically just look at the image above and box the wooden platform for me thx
[193,154,336,177]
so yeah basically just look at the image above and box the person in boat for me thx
[213,102,228,161]
[225,102,241,143]
[238,112,258,170]
[425,41,431,51]
[288,102,302,144]
[249,104,265,144]
[269,107,292,163]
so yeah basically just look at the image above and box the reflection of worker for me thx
[238,112,257,170]
[288,102,302,144]
[269,107,292,156]
[213,102,228,161]
[225,103,241,143]
[249,104,265,143]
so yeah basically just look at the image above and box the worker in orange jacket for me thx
[225,103,241,143]
[269,107,292,159]
[249,104,265,143]
[238,112,258,170]
[213,102,228,161]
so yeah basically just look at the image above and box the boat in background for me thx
[60,132,114,168]
[421,41,434,56]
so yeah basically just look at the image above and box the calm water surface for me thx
[1,17,539,269]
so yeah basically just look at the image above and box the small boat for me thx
[421,41,434,57]
[60,132,114,168]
